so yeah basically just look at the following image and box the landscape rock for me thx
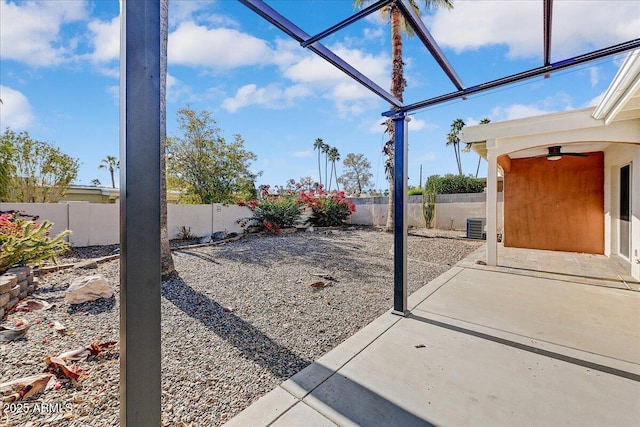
[8,285,20,297]
[0,275,17,293]
[199,234,213,244]
[212,231,228,241]
[75,260,99,270]
[5,296,19,310]
[0,292,9,307]
[6,266,30,282]
[65,274,114,304]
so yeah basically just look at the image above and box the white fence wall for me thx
[1,202,252,247]
[349,194,504,231]
[1,194,502,247]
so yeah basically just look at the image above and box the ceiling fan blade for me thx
[563,152,588,157]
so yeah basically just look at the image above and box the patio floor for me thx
[458,244,640,291]
[225,245,640,426]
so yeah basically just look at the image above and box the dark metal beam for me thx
[544,0,553,66]
[397,0,464,91]
[301,0,394,48]
[383,38,640,116]
[392,113,408,316]
[239,0,403,108]
[120,1,162,425]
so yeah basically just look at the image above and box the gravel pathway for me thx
[1,228,482,426]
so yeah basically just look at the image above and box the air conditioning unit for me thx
[466,218,486,240]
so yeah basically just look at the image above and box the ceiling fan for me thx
[544,146,588,161]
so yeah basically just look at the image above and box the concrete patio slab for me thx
[226,262,640,426]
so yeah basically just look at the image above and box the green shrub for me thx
[0,212,70,273]
[408,187,423,196]
[302,190,355,227]
[426,174,484,194]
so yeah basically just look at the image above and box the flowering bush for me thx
[301,189,355,227]
[238,185,355,232]
[237,186,302,233]
[0,212,70,273]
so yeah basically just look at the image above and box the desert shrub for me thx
[0,212,70,273]
[408,186,423,196]
[426,174,484,194]
[237,186,302,233]
[301,189,355,227]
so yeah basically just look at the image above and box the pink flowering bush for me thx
[237,184,355,232]
[300,188,355,227]
[0,212,70,273]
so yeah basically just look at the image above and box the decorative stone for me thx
[199,234,212,244]
[9,285,20,298]
[65,274,114,304]
[5,296,19,310]
[32,277,40,289]
[0,307,4,319]
[75,260,99,270]
[0,293,9,307]
[6,266,30,282]
[27,284,35,294]
[18,290,27,300]
[212,231,228,241]
[18,279,28,291]
[0,275,17,293]
[26,274,33,284]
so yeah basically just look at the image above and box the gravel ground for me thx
[1,227,482,426]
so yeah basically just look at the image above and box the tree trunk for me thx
[160,0,176,280]
[386,4,405,232]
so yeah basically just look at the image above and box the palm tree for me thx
[463,117,490,178]
[99,155,119,188]
[160,0,176,279]
[328,147,340,191]
[313,138,324,186]
[354,0,453,231]
[446,118,465,175]
[322,142,330,190]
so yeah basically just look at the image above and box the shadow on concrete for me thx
[161,275,310,379]
[407,313,640,382]
[291,362,436,427]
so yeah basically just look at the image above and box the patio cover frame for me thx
[120,0,640,424]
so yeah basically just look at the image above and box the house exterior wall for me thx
[504,152,604,254]
[604,143,640,279]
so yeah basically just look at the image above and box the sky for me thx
[1,0,639,191]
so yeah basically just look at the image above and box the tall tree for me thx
[463,117,490,178]
[166,107,259,204]
[338,153,373,196]
[328,146,341,191]
[0,129,79,202]
[446,118,465,175]
[160,0,176,280]
[313,138,324,186]
[322,142,330,190]
[99,155,119,188]
[354,0,453,231]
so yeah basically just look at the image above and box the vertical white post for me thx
[486,140,498,266]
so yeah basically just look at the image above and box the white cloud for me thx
[490,104,555,121]
[0,0,87,66]
[589,67,600,87]
[291,150,312,158]
[221,83,311,113]
[0,86,35,129]
[583,91,605,108]
[362,116,436,134]
[429,1,640,59]
[87,15,120,63]
[169,22,275,69]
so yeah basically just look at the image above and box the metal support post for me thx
[120,1,162,425]
[392,113,408,316]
